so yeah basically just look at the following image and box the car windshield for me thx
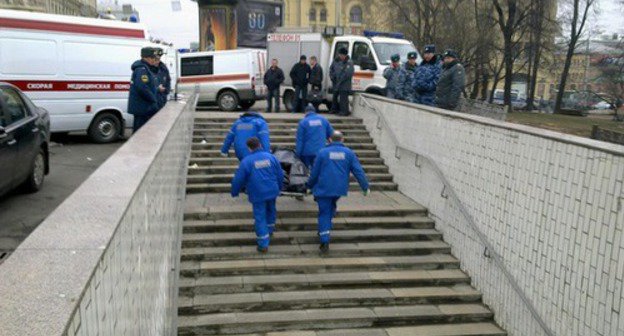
[373,43,418,65]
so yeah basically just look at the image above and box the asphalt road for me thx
[0,135,124,254]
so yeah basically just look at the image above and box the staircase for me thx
[178,112,506,336]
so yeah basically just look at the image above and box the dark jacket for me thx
[435,60,465,110]
[414,55,442,106]
[220,112,271,161]
[306,142,369,197]
[289,62,311,87]
[263,66,285,91]
[128,60,159,117]
[329,57,354,92]
[153,62,171,109]
[231,150,284,203]
[309,64,323,88]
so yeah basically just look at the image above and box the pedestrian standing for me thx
[329,48,354,116]
[414,45,441,106]
[306,131,370,253]
[383,54,406,100]
[309,56,324,112]
[403,51,419,103]
[231,137,284,253]
[128,47,160,133]
[435,49,466,111]
[296,104,334,169]
[263,59,285,113]
[220,111,271,161]
[153,48,171,110]
[290,55,311,112]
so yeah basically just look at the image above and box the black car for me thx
[0,83,50,197]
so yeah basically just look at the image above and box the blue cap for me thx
[305,103,316,113]
[443,49,459,59]
[424,45,435,54]
[390,54,401,62]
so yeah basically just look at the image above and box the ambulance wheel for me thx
[240,100,255,110]
[218,91,239,111]
[89,112,121,144]
[283,90,295,112]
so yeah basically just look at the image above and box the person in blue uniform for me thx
[220,112,271,161]
[306,131,370,253]
[231,137,284,253]
[295,104,334,169]
[153,48,171,109]
[128,47,160,132]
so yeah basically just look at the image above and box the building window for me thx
[349,6,362,24]
[320,8,327,22]
[309,8,316,22]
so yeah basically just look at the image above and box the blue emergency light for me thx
[363,30,405,39]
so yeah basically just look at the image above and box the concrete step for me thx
[184,202,427,221]
[193,135,374,143]
[186,173,394,184]
[180,241,453,262]
[187,165,390,175]
[178,284,482,314]
[182,229,441,248]
[220,323,507,336]
[186,182,398,194]
[188,157,385,166]
[183,215,434,233]
[193,116,364,124]
[177,303,493,335]
[193,122,367,130]
[180,253,457,276]
[179,269,471,296]
[191,142,378,150]
[193,129,371,137]
[191,149,381,158]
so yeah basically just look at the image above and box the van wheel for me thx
[283,90,295,112]
[23,148,46,193]
[89,112,121,143]
[240,100,255,110]
[218,91,239,111]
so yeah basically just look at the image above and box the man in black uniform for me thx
[289,55,311,112]
[153,48,171,109]
[128,47,159,133]
[329,48,354,116]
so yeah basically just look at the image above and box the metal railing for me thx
[358,94,555,336]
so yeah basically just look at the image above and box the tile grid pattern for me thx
[354,95,624,336]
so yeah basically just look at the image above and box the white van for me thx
[267,32,421,111]
[0,9,168,143]
[176,49,267,111]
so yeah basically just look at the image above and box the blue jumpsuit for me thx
[295,109,334,169]
[231,150,284,248]
[220,112,271,161]
[306,142,369,244]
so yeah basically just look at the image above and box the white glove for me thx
[363,189,371,196]
[220,152,228,157]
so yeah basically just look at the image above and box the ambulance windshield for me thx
[373,43,418,65]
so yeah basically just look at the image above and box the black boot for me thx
[319,243,329,254]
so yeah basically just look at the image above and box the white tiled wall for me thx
[354,95,624,336]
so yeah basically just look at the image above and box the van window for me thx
[333,42,349,60]
[64,42,137,77]
[181,56,214,76]
[0,38,57,76]
[352,42,372,66]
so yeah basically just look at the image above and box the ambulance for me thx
[0,9,171,143]
[267,29,422,111]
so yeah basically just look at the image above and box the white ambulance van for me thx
[267,31,421,111]
[176,49,267,111]
[0,9,165,143]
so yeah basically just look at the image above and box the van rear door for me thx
[252,51,266,99]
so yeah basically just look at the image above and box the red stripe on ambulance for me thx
[0,17,145,38]
[3,80,131,92]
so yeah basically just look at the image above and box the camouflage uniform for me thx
[403,62,418,103]
[414,55,442,106]
[383,65,406,100]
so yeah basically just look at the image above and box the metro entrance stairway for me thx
[178,112,506,336]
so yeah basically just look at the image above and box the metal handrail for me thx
[359,95,555,336]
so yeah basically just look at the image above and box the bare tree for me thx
[525,0,557,110]
[595,38,624,121]
[553,0,597,113]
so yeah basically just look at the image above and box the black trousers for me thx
[332,90,350,115]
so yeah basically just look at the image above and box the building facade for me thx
[0,0,97,16]
[282,0,390,34]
